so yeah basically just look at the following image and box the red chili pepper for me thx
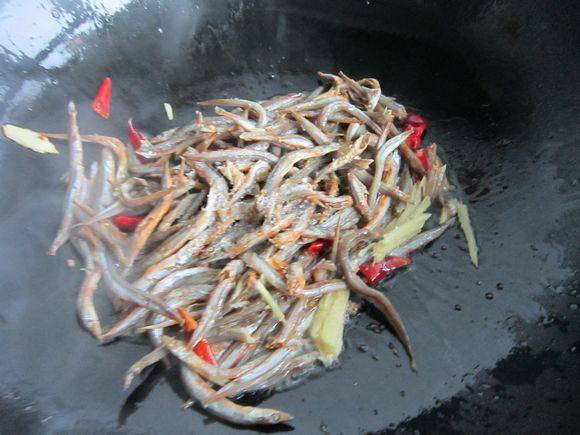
[193,338,218,365]
[359,256,412,286]
[405,128,423,150]
[415,148,430,172]
[111,214,143,232]
[178,308,198,332]
[403,114,428,150]
[177,309,217,365]
[127,119,149,163]
[306,239,333,256]
[92,77,112,119]
[404,114,427,135]
[128,119,144,150]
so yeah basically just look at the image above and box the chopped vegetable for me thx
[439,208,449,224]
[2,124,58,154]
[127,119,144,150]
[178,308,217,365]
[111,214,143,232]
[128,119,149,163]
[193,338,218,365]
[439,198,457,224]
[164,103,174,121]
[178,308,198,332]
[457,201,479,267]
[405,130,422,150]
[310,290,350,365]
[388,179,429,229]
[373,213,431,261]
[306,239,333,256]
[360,256,412,286]
[404,114,427,135]
[373,181,431,261]
[255,280,286,322]
[92,77,112,119]
[404,113,427,150]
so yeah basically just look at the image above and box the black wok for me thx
[0,0,579,433]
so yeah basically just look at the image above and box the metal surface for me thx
[0,1,578,433]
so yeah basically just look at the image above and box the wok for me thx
[0,0,579,433]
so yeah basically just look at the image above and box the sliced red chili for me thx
[415,148,430,172]
[359,256,412,286]
[306,239,333,256]
[111,214,143,232]
[178,308,198,332]
[405,127,423,150]
[177,309,217,365]
[127,119,144,150]
[127,119,149,163]
[404,114,427,150]
[193,338,218,365]
[92,77,112,119]
[404,114,427,135]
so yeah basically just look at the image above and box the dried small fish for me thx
[72,238,102,338]
[49,102,84,255]
[184,148,279,164]
[348,171,371,217]
[199,98,268,127]
[314,134,371,183]
[258,143,340,217]
[369,130,411,210]
[31,72,470,427]
[180,366,292,425]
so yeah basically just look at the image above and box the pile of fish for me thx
[26,72,474,425]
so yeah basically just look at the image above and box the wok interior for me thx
[0,0,578,433]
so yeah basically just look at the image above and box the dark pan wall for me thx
[0,1,578,433]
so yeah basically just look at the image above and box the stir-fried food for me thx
[2,72,478,426]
